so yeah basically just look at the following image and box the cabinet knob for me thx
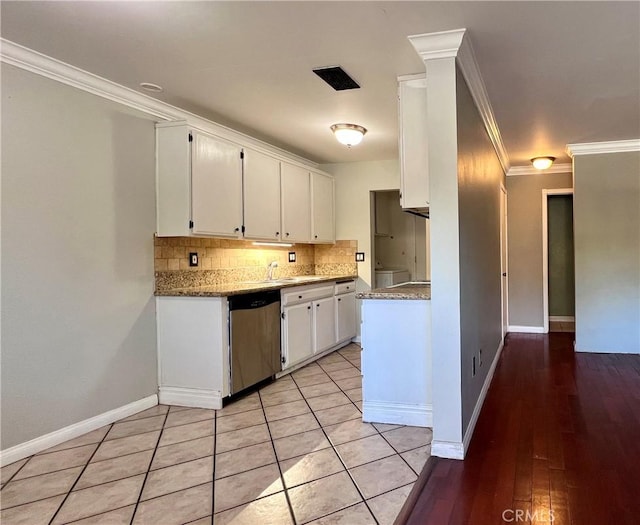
[316,303,320,307]
[286,232,290,237]
[338,298,341,302]
[307,305,311,310]
[234,227,240,232]
[314,235,318,239]
[298,295,302,299]
[276,232,280,236]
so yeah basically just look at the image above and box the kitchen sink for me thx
[242,276,327,285]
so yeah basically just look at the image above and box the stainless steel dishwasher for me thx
[228,290,281,395]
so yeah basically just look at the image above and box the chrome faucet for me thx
[266,261,278,280]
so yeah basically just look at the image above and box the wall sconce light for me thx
[331,123,367,147]
[531,156,556,170]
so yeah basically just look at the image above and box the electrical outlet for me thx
[189,252,198,267]
[479,348,483,367]
[355,252,365,262]
[472,356,476,377]
[288,252,296,263]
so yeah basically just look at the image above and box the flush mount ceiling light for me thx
[139,82,163,93]
[330,123,367,147]
[531,156,556,170]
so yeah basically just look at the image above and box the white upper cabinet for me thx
[311,172,335,243]
[281,162,311,243]
[398,76,429,210]
[156,123,242,237]
[243,149,281,241]
[191,131,243,237]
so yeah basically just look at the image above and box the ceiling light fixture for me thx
[331,123,367,147]
[531,156,556,170]
[139,82,163,93]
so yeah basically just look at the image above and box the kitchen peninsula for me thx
[358,282,432,427]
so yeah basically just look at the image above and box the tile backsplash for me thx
[155,237,357,290]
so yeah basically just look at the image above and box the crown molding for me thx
[566,139,640,157]
[408,29,511,174]
[507,163,573,176]
[0,38,318,168]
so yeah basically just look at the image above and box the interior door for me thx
[500,186,509,338]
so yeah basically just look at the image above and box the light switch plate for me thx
[288,252,296,263]
[355,252,365,262]
[189,252,198,267]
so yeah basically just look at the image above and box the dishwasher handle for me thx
[228,290,281,311]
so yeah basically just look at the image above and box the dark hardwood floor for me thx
[403,332,640,525]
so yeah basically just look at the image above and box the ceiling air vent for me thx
[312,66,360,91]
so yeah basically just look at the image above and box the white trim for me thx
[431,440,464,460]
[462,339,504,455]
[408,29,510,174]
[508,325,545,334]
[158,386,223,410]
[0,38,318,169]
[362,401,432,428]
[542,188,574,333]
[0,395,157,467]
[566,139,640,157]
[549,316,575,322]
[507,163,573,177]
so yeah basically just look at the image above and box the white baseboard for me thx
[363,401,432,427]
[158,386,223,410]
[352,336,362,344]
[462,339,504,455]
[508,325,545,333]
[431,440,464,460]
[549,316,575,322]
[0,394,158,467]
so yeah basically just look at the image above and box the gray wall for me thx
[1,64,158,448]
[574,152,640,353]
[548,195,575,317]
[456,69,504,434]
[506,172,573,327]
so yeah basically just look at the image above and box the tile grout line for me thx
[46,423,115,525]
[289,373,380,525]
[128,409,171,525]
[2,455,34,487]
[256,389,298,525]
[211,411,216,525]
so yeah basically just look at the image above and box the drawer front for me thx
[335,281,355,295]
[282,285,335,306]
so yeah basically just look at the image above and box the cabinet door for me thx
[336,292,357,343]
[283,302,313,368]
[314,296,336,354]
[281,162,311,243]
[311,172,335,243]
[243,149,281,240]
[399,78,429,209]
[191,131,243,237]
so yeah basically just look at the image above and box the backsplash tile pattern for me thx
[155,238,357,291]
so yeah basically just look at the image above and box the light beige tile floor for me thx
[0,343,432,525]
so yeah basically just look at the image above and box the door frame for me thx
[500,184,509,340]
[542,188,574,333]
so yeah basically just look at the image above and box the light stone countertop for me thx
[155,274,358,297]
[357,282,431,300]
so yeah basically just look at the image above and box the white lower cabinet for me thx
[336,291,357,343]
[282,301,313,369]
[313,296,336,354]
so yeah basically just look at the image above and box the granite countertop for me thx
[155,274,358,297]
[357,282,431,300]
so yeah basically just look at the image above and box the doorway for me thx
[542,189,575,333]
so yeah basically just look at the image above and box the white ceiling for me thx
[2,1,639,166]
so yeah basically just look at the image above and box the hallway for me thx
[402,332,640,525]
